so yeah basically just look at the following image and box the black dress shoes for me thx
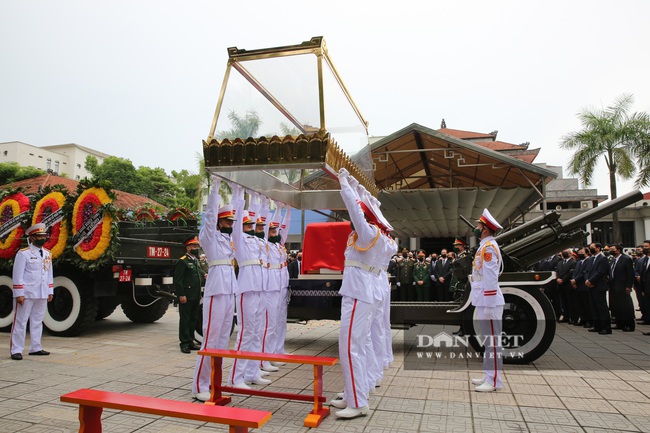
[588,328,601,332]
[190,345,201,351]
[28,350,50,356]
[180,347,191,354]
[598,329,612,335]
[11,353,22,360]
[573,321,583,327]
[583,322,593,328]
[622,327,635,332]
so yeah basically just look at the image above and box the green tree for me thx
[88,156,140,193]
[137,166,182,208]
[560,94,650,243]
[0,162,44,185]
[84,155,99,175]
[170,168,202,211]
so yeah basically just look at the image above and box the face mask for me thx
[453,246,460,253]
[417,256,424,261]
[297,256,302,261]
[473,227,482,240]
[268,235,281,243]
[589,248,597,254]
[254,231,264,239]
[603,251,610,257]
[189,248,200,255]
[244,229,255,236]
[32,238,46,247]
[220,227,233,235]
[440,254,447,259]
[561,252,569,258]
[402,253,408,258]
[644,248,650,255]
[578,254,586,260]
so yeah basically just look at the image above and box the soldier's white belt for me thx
[208,259,235,267]
[268,262,286,269]
[239,259,270,268]
[344,260,386,276]
[468,275,482,283]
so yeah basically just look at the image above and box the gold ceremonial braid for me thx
[346,225,380,252]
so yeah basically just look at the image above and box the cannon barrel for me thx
[497,189,643,271]
[562,190,643,232]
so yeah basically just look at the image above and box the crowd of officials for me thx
[387,239,650,336]
[532,241,650,335]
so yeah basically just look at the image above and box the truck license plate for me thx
[147,246,171,258]
[119,269,132,282]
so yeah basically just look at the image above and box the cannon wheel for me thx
[44,275,98,337]
[463,285,556,364]
[0,274,15,332]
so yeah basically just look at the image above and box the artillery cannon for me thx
[288,190,643,364]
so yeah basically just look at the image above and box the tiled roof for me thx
[437,128,496,140]
[2,174,166,210]
[475,140,526,151]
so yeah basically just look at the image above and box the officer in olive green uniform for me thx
[412,250,431,301]
[175,236,206,353]
[397,252,415,301]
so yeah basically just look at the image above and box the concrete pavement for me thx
[1,306,649,432]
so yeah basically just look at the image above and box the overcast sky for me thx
[2,0,649,198]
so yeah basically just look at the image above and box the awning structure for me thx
[367,124,557,238]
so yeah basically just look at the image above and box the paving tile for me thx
[526,424,584,433]
[420,414,473,432]
[560,397,618,413]
[515,394,566,409]
[375,396,426,414]
[570,410,639,430]
[471,403,523,421]
[365,410,421,431]
[473,418,529,432]
[423,399,472,417]
[519,407,579,425]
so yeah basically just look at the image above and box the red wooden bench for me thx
[198,349,338,428]
[60,388,271,433]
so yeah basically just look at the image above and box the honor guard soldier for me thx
[470,209,505,392]
[192,177,238,401]
[174,236,205,354]
[329,168,393,419]
[229,186,271,389]
[10,223,54,360]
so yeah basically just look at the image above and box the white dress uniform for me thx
[229,189,266,386]
[10,243,54,356]
[470,209,505,390]
[259,214,283,370]
[192,181,237,396]
[274,208,291,356]
[337,173,392,412]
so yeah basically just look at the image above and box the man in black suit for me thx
[570,248,593,327]
[555,249,576,323]
[535,254,563,318]
[586,243,612,334]
[288,251,302,279]
[635,242,650,326]
[608,244,635,331]
[638,240,650,335]
[430,249,453,301]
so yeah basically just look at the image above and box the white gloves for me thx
[338,167,349,179]
[396,282,401,287]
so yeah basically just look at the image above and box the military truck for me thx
[0,186,196,337]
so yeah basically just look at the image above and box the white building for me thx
[0,141,111,180]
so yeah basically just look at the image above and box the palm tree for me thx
[560,94,650,243]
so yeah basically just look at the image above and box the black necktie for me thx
[39,249,43,257]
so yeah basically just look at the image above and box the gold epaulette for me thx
[180,255,187,260]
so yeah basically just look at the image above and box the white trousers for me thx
[192,293,235,394]
[339,296,373,409]
[259,290,281,368]
[383,291,393,368]
[10,298,47,354]
[477,305,504,389]
[274,287,288,354]
[366,294,384,391]
[229,291,263,385]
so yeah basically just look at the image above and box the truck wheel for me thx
[0,274,15,332]
[96,297,120,320]
[44,276,98,337]
[462,286,556,364]
[121,296,169,323]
